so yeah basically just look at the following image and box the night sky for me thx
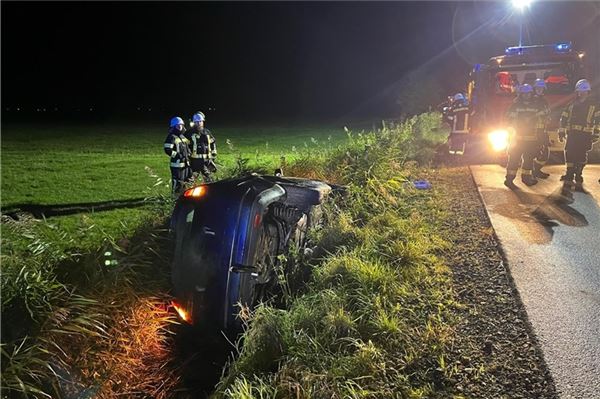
[2,1,599,123]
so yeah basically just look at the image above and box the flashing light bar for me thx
[504,42,573,56]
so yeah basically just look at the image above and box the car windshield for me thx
[492,63,575,95]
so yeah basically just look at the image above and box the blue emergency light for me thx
[505,46,522,55]
[504,42,573,56]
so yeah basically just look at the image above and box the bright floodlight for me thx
[512,0,532,10]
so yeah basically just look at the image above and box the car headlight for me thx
[488,129,510,152]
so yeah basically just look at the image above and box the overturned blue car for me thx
[170,174,332,332]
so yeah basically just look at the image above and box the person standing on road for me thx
[164,116,191,194]
[447,93,472,155]
[504,84,547,188]
[186,111,218,182]
[558,79,600,191]
[533,79,551,179]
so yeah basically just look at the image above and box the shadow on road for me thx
[1,197,152,219]
[488,186,589,244]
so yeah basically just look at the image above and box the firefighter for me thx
[533,79,551,179]
[164,116,191,194]
[186,111,218,182]
[558,79,600,191]
[504,84,546,188]
[447,93,471,155]
[440,95,454,126]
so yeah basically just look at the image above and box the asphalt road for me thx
[471,164,600,399]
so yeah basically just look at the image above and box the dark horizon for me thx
[2,1,599,125]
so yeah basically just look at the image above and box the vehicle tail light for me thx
[183,186,206,198]
[171,301,192,323]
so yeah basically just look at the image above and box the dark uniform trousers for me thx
[560,99,600,180]
[507,138,539,177]
[533,96,551,169]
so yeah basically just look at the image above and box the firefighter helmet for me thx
[575,79,591,92]
[534,79,546,89]
[192,112,206,123]
[453,93,466,102]
[170,117,184,127]
[518,84,533,94]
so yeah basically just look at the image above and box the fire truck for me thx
[456,42,587,160]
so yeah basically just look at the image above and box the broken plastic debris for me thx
[413,180,432,190]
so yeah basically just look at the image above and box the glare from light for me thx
[172,301,191,323]
[512,0,532,11]
[488,129,510,152]
[578,52,585,59]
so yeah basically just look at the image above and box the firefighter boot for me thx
[504,174,517,189]
[561,170,575,191]
[521,174,538,187]
[574,165,585,191]
[560,165,575,182]
[533,162,550,179]
[574,175,584,191]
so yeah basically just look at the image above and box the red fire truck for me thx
[460,42,587,160]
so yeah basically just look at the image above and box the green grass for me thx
[1,114,457,398]
[1,124,347,207]
[0,122,351,398]
[214,113,457,398]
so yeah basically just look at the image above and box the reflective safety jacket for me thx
[505,98,546,141]
[186,127,217,161]
[559,97,600,141]
[448,102,472,134]
[164,128,191,169]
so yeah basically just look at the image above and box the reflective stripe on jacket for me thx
[186,127,217,160]
[164,128,190,168]
[506,98,545,140]
[560,98,600,143]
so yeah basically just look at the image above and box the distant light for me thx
[512,0,532,10]
[578,52,585,59]
[555,42,571,53]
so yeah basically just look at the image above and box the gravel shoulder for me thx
[432,166,557,399]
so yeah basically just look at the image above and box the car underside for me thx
[170,174,333,332]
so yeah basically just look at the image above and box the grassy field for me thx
[1,124,348,253]
[0,122,354,397]
[2,124,348,207]
[1,115,457,398]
